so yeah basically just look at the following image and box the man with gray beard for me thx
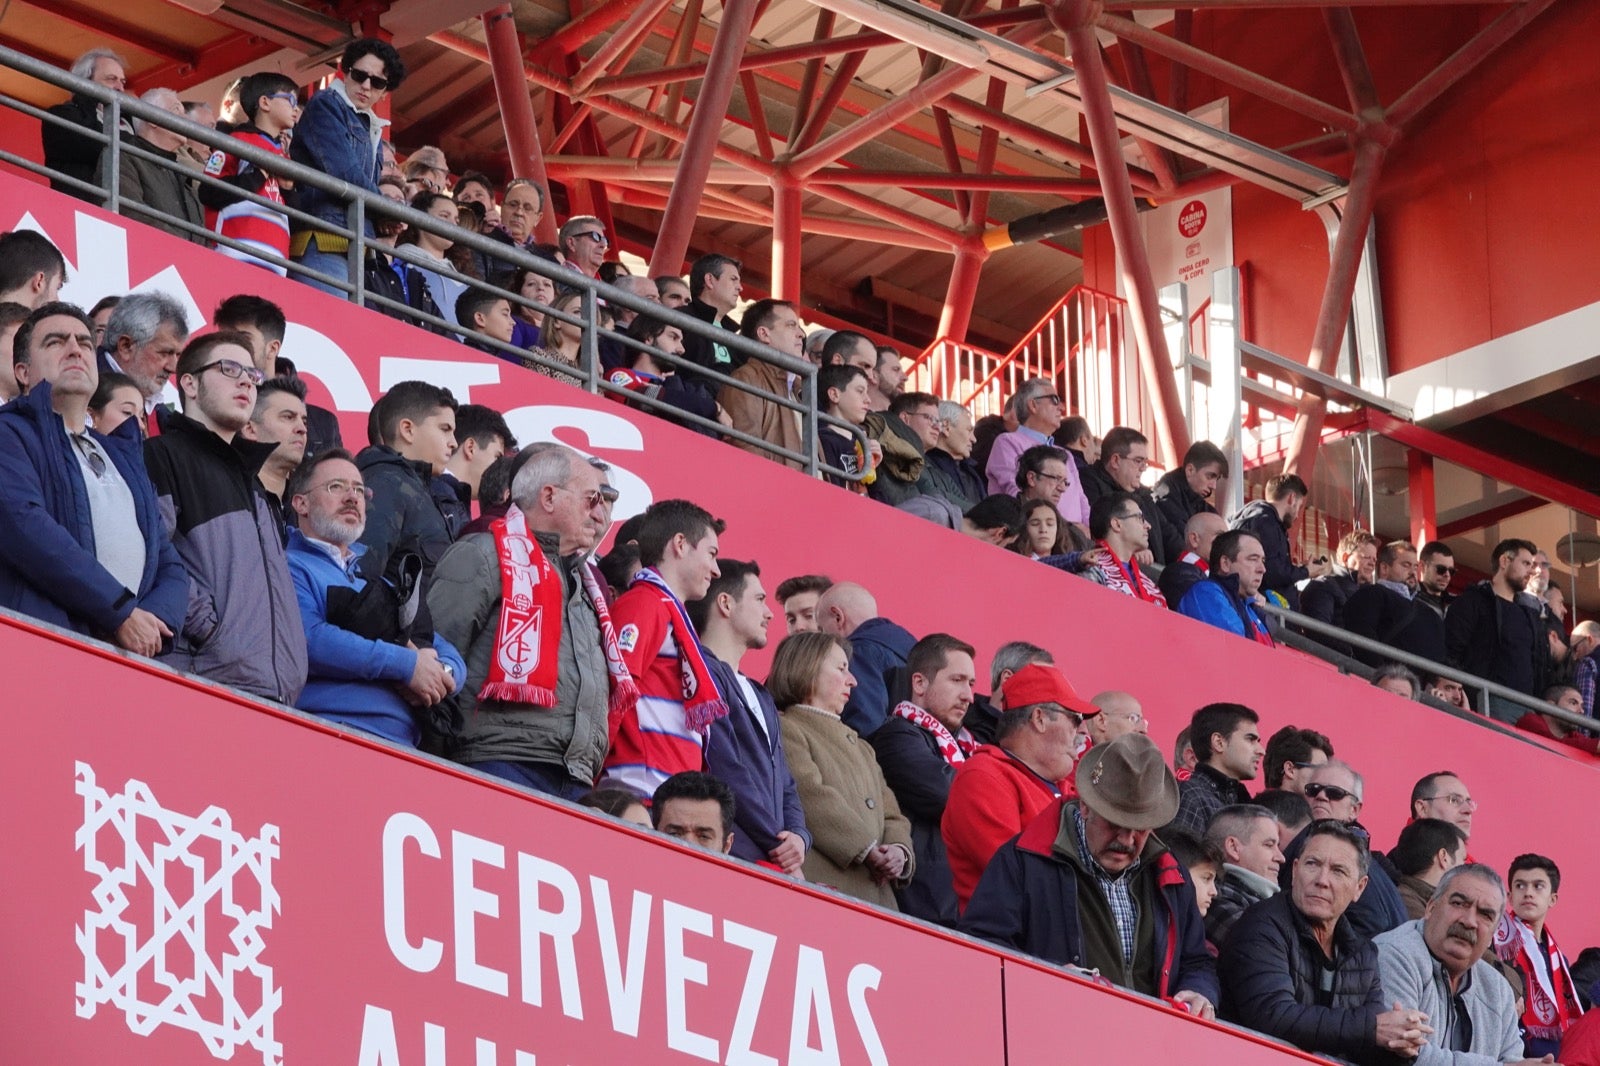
[285,447,463,747]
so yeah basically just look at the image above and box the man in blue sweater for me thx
[286,447,463,747]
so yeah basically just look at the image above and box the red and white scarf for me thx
[1092,541,1166,606]
[1179,550,1209,574]
[1494,912,1583,1041]
[481,507,637,723]
[892,701,976,766]
[628,567,728,733]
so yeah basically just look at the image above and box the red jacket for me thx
[1516,712,1600,755]
[942,744,1065,911]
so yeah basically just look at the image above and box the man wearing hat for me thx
[942,662,1099,911]
[959,733,1219,1018]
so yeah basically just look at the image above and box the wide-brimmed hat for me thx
[1076,733,1179,831]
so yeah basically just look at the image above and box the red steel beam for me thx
[793,51,868,153]
[788,10,836,144]
[810,168,1102,195]
[1492,405,1600,462]
[966,75,1009,228]
[1387,0,1561,128]
[1113,41,1180,192]
[742,71,775,161]
[1408,450,1436,546]
[771,171,804,302]
[1283,137,1386,483]
[568,0,678,95]
[1169,9,1192,113]
[941,96,1162,192]
[533,0,662,61]
[811,184,964,246]
[1322,8,1384,118]
[938,240,989,345]
[482,5,558,245]
[1096,13,1360,135]
[1051,0,1189,464]
[660,0,706,149]
[17,0,196,65]
[932,108,972,224]
[1436,495,1547,541]
[648,0,763,276]
[1104,0,1518,6]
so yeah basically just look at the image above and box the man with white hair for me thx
[99,291,189,421]
[1569,618,1600,721]
[923,399,985,511]
[44,48,130,201]
[96,88,206,243]
[428,443,637,799]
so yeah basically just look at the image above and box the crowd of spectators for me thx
[10,38,1600,1066]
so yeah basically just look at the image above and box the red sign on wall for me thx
[1177,199,1208,239]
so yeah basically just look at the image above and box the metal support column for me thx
[1208,268,1245,520]
[483,5,558,245]
[1283,136,1387,483]
[647,1,762,276]
[1408,451,1436,548]
[771,170,803,302]
[1050,0,1190,465]
[939,240,988,345]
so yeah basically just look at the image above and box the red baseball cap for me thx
[1000,663,1099,718]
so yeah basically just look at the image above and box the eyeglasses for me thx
[267,92,300,105]
[306,479,373,501]
[72,433,107,479]
[1115,510,1148,524]
[1036,393,1063,405]
[192,358,265,385]
[1425,792,1476,809]
[1432,564,1455,576]
[1044,707,1084,728]
[345,67,391,91]
[1033,472,1068,486]
[575,231,609,246]
[599,485,620,504]
[556,485,608,511]
[1303,782,1358,803]
[1118,454,1151,469]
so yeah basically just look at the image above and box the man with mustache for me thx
[1375,864,1540,1064]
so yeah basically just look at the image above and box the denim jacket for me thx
[288,79,387,234]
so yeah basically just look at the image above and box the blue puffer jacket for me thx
[285,527,464,746]
[841,616,917,736]
[0,382,188,638]
[1178,573,1274,644]
[288,80,383,234]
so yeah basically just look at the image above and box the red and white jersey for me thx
[204,128,291,275]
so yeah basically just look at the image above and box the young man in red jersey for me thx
[201,71,299,274]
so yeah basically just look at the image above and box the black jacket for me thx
[366,251,448,335]
[1081,463,1179,565]
[868,715,960,926]
[1205,863,1276,949]
[1343,583,1446,669]
[1219,891,1395,1065]
[43,94,108,201]
[1301,567,1360,629]
[430,473,472,541]
[922,448,985,512]
[679,299,742,374]
[1152,467,1217,540]
[1159,554,1207,613]
[1445,581,1547,697]
[1231,499,1306,609]
[1279,822,1406,943]
[355,446,454,585]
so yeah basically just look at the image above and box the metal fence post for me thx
[581,288,599,393]
[802,371,819,478]
[104,97,121,213]
[1209,267,1245,519]
[346,198,366,306]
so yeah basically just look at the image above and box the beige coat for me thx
[718,357,805,470]
[779,704,915,910]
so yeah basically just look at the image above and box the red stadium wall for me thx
[1082,2,1600,376]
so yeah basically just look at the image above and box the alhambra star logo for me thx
[75,762,282,1063]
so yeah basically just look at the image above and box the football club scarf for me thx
[892,701,976,766]
[1494,911,1583,1042]
[628,567,728,732]
[481,506,637,723]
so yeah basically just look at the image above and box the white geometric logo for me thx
[75,761,282,1063]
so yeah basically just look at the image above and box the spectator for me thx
[401,192,471,326]
[921,400,985,511]
[1283,761,1408,940]
[1389,818,1467,920]
[578,786,651,827]
[985,379,1089,533]
[1167,703,1262,838]
[1172,726,1197,779]
[515,290,583,381]
[1161,510,1227,608]
[144,331,306,703]
[238,376,308,529]
[1152,440,1227,535]
[1345,540,1445,668]
[0,230,67,308]
[1516,684,1600,754]
[503,265,556,346]
[1178,529,1275,645]
[88,295,120,348]
[89,371,143,435]
[769,631,915,909]
[1565,622,1599,719]
[199,71,299,274]
[1416,540,1457,621]
[1080,427,1179,564]
[819,328,878,380]
[943,663,1094,910]
[1013,443,1074,520]
[871,345,906,411]
[1521,550,1570,672]
[1409,770,1477,842]
[651,772,736,856]
[457,454,514,539]
[962,639,1055,745]
[355,381,458,591]
[815,580,916,736]
[656,275,691,309]
[1086,690,1147,747]
[0,302,187,652]
[1446,538,1548,723]
[1054,413,1096,483]
[609,275,661,331]
[1203,804,1284,948]
[682,253,743,374]
[690,559,810,875]
[603,500,728,797]
[775,573,831,635]
[720,299,806,468]
[557,215,609,279]
[898,492,1022,544]
[1425,671,1473,713]
[612,314,725,433]
[1495,854,1583,1058]
[0,301,30,401]
[288,38,406,294]
[429,404,512,540]
[961,734,1218,1016]
[970,409,1012,479]
[1373,662,1422,700]
[101,291,189,421]
[450,171,497,232]
[359,178,447,334]
[868,633,978,925]
[816,364,877,491]
[1301,529,1379,635]
[401,146,449,198]
[1077,491,1166,605]
[1375,864,1530,1065]
[1256,788,1314,841]
[1230,474,1317,608]
[285,447,464,745]
[866,391,941,506]
[1220,819,1429,1062]
[1262,725,1334,793]
[1165,831,1224,918]
[178,101,217,173]
[44,48,129,201]
[269,355,343,458]
[96,87,206,243]
[1016,499,1068,558]
[428,443,636,797]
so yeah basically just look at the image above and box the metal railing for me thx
[0,44,877,480]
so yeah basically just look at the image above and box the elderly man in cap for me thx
[960,733,1219,1018]
[942,662,1099,912]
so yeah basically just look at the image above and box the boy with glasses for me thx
[201,71,300,275]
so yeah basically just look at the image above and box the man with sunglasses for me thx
[288,38,406,296]
[558,215,610,279]
[144,332,306,704]
[1344,539,1446,668]
[1278,762,1408,941]
[1416,541,1457,619]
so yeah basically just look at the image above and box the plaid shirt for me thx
[1576,652,1597,721]
[1073,804,1141,963]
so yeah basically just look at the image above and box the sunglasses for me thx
[1303,782,1356,803]
[344,67,392,92]
[575,231,609,246]
[1433,563,1455,576]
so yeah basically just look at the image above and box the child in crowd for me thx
[817,363,879,492]
[200,70,299,274]
[1165,831,1223,918]
[1495,853,1584,1059]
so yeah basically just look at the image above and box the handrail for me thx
[0,45,873,480]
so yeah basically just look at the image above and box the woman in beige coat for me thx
[769,632,914,910]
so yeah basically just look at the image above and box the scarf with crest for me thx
[1494,911,1583,1041]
